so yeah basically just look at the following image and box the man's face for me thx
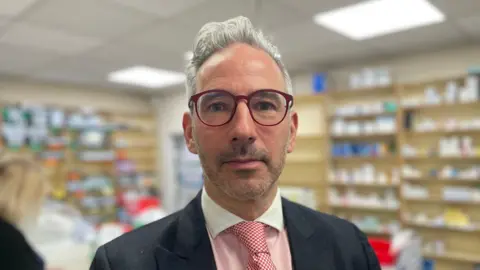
[183,43,298,201]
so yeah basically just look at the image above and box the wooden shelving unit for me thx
[0,102,159,225]
[325,83,402,240]
[279,94,329,213]
[398,75,480,269]
[317,74,480,269]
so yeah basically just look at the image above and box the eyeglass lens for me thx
[197,90,288,126]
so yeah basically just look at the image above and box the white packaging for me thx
[347,121,361,135]
[362,68,375,87]
[332,120,345,136]
[376,67,392,86]
[444,81,458,104]
[425,86,441,105]
[349,72,363,89]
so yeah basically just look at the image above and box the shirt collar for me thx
[201,187,284,238]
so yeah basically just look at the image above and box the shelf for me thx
[404,129,480,136]
[332,156,398,163]
[330,112,396,121]
[401,76,466,90]
[405,221,480,233]
[328,85,395,99]
[324,75,480,268]
[402,101,480,112]
[330,182,399,189]
[331,133,396,141]
[403,177,480,185]
[330,204,399,213]
[403,155,480,162]
[424,251,480,264]
[404,197,480,206]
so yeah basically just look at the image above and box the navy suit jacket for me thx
[90,191,381,270]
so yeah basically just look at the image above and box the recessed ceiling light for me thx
[313,0,445,40]
[107,66,186,89]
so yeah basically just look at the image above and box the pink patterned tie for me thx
[227,221,277,270]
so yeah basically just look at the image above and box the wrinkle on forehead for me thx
[197,43,284,92]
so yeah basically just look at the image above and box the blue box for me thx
[312,73,327,94]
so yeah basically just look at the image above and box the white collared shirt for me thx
[201,187,292,270]
[201,187,284,237]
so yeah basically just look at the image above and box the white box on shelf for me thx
[280,186,317,210]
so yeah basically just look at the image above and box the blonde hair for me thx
[0,153,49,226]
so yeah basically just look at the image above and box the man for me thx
[90,16,381,270]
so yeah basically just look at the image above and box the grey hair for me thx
[185,16,293,100]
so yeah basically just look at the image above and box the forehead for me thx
[196,43,285,94]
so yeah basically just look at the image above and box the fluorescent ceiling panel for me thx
[108,66,185,89]
[313,0,445,40]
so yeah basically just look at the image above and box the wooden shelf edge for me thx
[330,182,399,188]
[404,198,480,206]
[330,204,399,212]
[405,221,480,233]
[424,252,480,264]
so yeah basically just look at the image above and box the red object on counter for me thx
[368,238,396,267]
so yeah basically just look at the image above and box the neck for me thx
[204,181,278,221]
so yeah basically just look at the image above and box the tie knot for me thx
[227,221,269,254]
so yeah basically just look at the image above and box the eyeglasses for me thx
[188,89,294,127]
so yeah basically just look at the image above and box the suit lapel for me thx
[282,198,336,270]
[154,191,216,270]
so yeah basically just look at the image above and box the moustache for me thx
[217,146,269,164]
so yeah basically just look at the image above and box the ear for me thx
[182,112,198,154]
[287,111,298,153]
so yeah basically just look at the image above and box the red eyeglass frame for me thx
[188,89,294,127]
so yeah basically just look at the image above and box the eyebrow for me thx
[200,92,229,103]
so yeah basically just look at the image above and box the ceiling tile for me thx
[457,15,480,39]
[273,0,360,17]
[363,22,468,55]
[0,0,38,17]
[249,1,307,32]
[429,0,480,19]
[29,56,112,84]
[0,22,103,55]
[67,42,187,73]
[0,16,10,27]
[29,54,183,92]
[171,0,253,28]
[22,0,159,39]
[270,20,351,54]
[116,20,200,54]
[172,0,305,32]
[0,43,60,75]
[109,0,208,18]
[282,40,380,70]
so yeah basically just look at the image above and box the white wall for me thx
[152,91,189,212]
[0,79,153,114]
[293,44,480,95]
[153,43,480,212]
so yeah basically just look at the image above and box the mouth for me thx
[223,159,264,170]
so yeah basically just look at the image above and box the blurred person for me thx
[0,153,49,270]
[90,16,381,270]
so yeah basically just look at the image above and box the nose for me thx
[229,101,256,147]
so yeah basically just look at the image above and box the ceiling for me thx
[0,0,479,93]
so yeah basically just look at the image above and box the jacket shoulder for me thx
[0,218,45,270]
[283,198,357,234]
[100,211,181,258]
[283,199,381,270]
